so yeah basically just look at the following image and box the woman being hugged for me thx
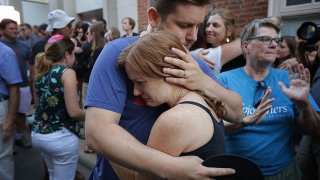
[32,35,85,180]
[116,31,227,179]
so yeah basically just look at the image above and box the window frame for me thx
[268,0,320,16]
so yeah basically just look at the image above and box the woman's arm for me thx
[220,38,242,66]
[62,68,85,121]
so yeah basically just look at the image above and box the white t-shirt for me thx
[191,46,222,75]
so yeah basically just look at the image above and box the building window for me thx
[269,0,320,16]
[269,0,320,36]
[287,0,312,6]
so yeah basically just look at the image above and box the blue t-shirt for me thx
[0,39,31,87]
[218,67,320,176]
[86,36,223,179]
[0,42,22,95]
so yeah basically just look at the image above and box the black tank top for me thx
[179,101,226,160]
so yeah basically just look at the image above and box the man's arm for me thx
[2,84,20,141]
[85,107,235,179]
[163,48,243,123]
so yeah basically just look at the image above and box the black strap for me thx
[179,101,215,119]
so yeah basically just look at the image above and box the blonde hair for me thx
[118,31,226,118]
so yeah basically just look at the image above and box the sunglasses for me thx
[253,81,267,108]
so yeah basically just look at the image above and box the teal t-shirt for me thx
[33,64,77,134]
[219,67,320,176]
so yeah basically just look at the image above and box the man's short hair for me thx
[20,23,32,30]
[149,0,213,20]
[123,17,136,30]
[0,19,17,30]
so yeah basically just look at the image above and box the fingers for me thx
[164,56,187,70]
[204,167,236,177]
[164,76,186,86]
[163,68,186,78]
[287,64,294,80]
[305,68,310,84]
[278,81,287,92]
[201,50,209,56]
[2,130,10,142]
[294,63,311,84]
[195,52,215,70]
[171,47,192,63]
[260,87,271,103]
[202,58,215,70]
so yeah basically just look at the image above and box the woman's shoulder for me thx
[158,101,212,129]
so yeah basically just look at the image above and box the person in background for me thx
[30,9,75,100]
[32,35,85,180]
[37,23,49,40]
[0,41,22,180]
[18,23,40,50]
[0,19,33,149]
[121,17,139,37]
[274,36,298,69]
[81,23,106,153]
[90,17,98,25]
[116,31,227,179]
[105,27,120,42]
[71,22,90,108]
[219,18,320,180]
[98,18,108,32]
[190,7,244,74]
[85,0,243,179]
[295,24,320,179]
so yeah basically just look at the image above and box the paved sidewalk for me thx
[14,105,96,179]
[78,138,96,173]
[14,138,96,180]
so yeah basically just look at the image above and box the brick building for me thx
[137,0,320,37]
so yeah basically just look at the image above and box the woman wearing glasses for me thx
[218,18,320,180]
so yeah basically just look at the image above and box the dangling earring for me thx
[226,37,230,43]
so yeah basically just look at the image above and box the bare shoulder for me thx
[156,103,212,131]
[62,68,76,81]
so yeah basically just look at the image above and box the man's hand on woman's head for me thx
[162,47,209,92]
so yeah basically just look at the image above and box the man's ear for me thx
[147,7,160,29]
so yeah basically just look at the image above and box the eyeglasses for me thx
[253,81,267,108]
[247,36,283,46]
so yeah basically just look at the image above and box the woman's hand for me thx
[278,63,310,109]
[242,87,274,126]
[195,50,216,70]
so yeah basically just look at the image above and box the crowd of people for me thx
[0,0,320,180]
